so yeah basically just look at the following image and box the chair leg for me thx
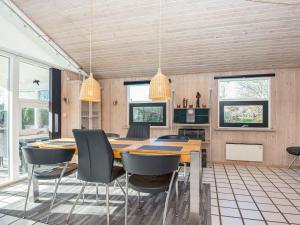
[183,163,187,177]
[46,163,68,223]
[23,165,35,218]
[175,180,178,216]
[105,184,110,225]
[115,179,131,205]
[82,190,85,203]
[138,192,141,210]
[67,182,87,223]
[162,171,176,225]
[96,184,99,202]
[288,156,299,169]
[125,172,128,225]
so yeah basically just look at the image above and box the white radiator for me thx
[226,143,263,162]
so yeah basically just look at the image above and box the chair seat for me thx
[287,147,300,156]
[128,173,177,194]
[111,166,125,181]
[33,163,77,180]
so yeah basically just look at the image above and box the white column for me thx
[8,56,20,181]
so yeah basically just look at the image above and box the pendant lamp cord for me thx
[158,0,162,70]
[89,0,93,76]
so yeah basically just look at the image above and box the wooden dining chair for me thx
[121,152,179,225]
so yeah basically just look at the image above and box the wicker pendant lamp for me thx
[80,0,101,102]
[149,0,171,100]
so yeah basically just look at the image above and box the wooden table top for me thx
[32,138,201,163]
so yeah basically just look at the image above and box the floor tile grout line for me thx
[259,167,300,214]
[212,164,223,225]
[276,168,300,196]
[222,165,246,225]
[246,167,291,225]
[233,165,268,224]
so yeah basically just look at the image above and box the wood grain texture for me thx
[0,177,211,225]
[99,68,300,167]
[11,0,300,79]
[33,138,201,163]
[61,71,82,138]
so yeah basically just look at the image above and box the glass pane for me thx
[219,79,269,100]
[129,85,150,102]
[0,55,9,182]
[224,105,263,124]
[19,62,49,101]
[21,107,49,131]
[132,106,164,123]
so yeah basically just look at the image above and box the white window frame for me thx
[19,99,49,136]
[127,84,169,128]
[18,60,50,136]
[218,77,271,129]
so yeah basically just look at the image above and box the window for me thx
[0,55,10,182]
[218,78,270,128]
[21,107,49,130]
[19,61,49,135]
[19,62,49,101]
[128,84,167,126]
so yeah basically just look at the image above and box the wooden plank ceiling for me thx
[12,0,300,79]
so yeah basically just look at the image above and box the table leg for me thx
[189,151,202,224]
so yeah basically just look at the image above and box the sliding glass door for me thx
[0,55,10,183]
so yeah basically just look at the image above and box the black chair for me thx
[156,135,189,142]
[287,147,300,169]
[121,153,179,225]
[157,135,190,180]
[67,129,126,225]
[106,132,120,139]
[22,146,77,223]
[126,124,150,139]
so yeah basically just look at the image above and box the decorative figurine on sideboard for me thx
[189,104,193,108]
[183,98,188,108]
[177,104,181,108]
[196,92,201,108]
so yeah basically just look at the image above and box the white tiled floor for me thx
[203,165,300,225]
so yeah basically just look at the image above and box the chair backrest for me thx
[22,146,75,165]
[157,135,189,141]
[106,132,120,138]
[121,153,179,176]
[72,129,114,183]
[126,124,150,139]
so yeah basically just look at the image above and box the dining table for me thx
[31,137,203,223]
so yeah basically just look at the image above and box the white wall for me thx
[0,1,82,73]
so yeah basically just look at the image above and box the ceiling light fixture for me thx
[80,0,101,102]
[149,0,171,101]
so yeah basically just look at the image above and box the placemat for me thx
[42,141,76,146]
[116,137,148,141]
[111,144,131,149]
[137,145,183,151]
[155,139,188,142]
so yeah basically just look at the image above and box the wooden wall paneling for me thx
[100,68,300,167]
[100,79,111,132]
[61,71,81,138]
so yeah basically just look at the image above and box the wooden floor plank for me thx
[0,174,211,225]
